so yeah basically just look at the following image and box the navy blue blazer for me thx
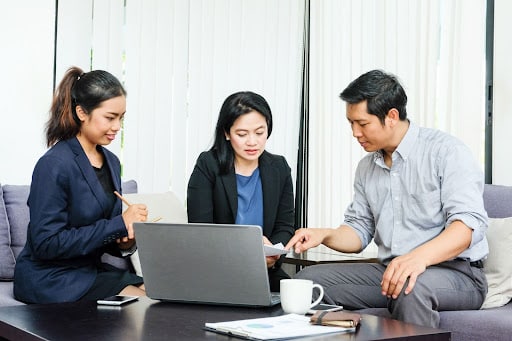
[187,150,295,248]
[14,138,128,304]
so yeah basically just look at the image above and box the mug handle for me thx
[309,284,324,308]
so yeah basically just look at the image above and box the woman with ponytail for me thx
[14,67,147,303]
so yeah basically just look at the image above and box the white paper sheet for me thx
[264,243,290,256]
[205,313,355,340]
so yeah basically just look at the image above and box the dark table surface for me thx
[0,296,450,341]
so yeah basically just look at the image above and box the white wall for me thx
[492,0,512,185]
[0,0,55,185]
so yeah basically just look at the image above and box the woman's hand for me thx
[117,237,136,250]
[121,204,148,239]
[263,236,279,268]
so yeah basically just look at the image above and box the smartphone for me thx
[97,295,139,306]
[307,303,344,315]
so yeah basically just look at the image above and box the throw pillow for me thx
[2,185,30,261]
[122,179,138,194]
[0,185,16,280]
[481,217,512,309]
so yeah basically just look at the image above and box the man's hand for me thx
[285,228,327,253]
[381,253,428,299]
[381,221,473,299]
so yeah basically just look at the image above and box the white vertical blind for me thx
[56,0,125,156]
[493,0,512,185]
[435,1,486,160]
[123,0,189,195]
[307,0,486,236]
[2,0,304,203]
[123,0,305,202]
[55,0,94,75]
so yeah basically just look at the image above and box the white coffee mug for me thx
[280,279,324,314]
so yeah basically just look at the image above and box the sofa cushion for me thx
[121,179,138,195]
[439,303,512,341]
[0,282,24,306]
[481,216,512,309]
[483,184,512,218]
[0,184,16,280]
[2,185,30,261]
[356,304,512,341]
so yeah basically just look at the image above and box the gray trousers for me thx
[294,260,487,328]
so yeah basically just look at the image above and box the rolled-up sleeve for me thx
[440,143,488,247]
[344,157,376,250]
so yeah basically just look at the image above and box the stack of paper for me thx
[205,313,356,340]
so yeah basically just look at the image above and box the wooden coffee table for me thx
[0,296,450,340]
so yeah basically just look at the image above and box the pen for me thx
[114,191,131,206]
[115,191,161,223]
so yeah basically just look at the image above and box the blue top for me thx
[344,122,488,263]
[235,168,263,229]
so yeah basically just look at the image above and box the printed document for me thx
[204,313,356,340]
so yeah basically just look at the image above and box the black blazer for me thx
[187,150,295,247]
[14,137,127,304]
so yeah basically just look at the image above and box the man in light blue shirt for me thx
[286,69,488,328]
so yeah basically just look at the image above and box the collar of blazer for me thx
[221,151,279,232]
[65,137,121,218]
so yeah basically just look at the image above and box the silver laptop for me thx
[133,222,281,306]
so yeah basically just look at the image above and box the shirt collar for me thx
[373,120,418,164]
[394,120,418,161]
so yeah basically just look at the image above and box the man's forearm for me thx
[323,225,363,253]
[409,220,473,267]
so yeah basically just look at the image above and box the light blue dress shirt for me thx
[344,122,488,263]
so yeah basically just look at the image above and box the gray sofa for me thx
[356,184,512,341]
[0,180,137,307]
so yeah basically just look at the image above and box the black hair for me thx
[339,69,407,124]
[211,91,273,174]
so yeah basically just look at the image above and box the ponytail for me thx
[46,67,83,147]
